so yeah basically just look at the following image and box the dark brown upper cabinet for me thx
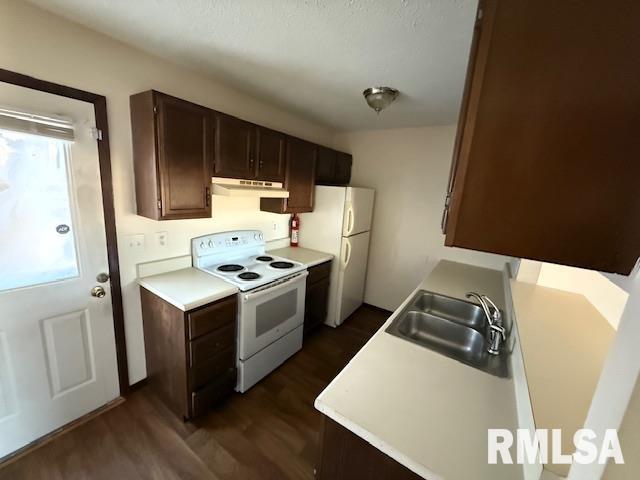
[442,0,640,275]
[316,147,352,186]
[130,91,212,220]
[261,136,317,214]
[213,113,254,179]
[334,152,353,185]
[316,147,337,184]
[255,126,285,182]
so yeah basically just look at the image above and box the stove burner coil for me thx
[218,264,244,272]
[238,272,261,280]
[270,261,294,269]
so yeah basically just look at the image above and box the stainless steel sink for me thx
[411,291,487,330]
[385,291,509,378]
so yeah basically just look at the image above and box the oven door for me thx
[238,271,308,360]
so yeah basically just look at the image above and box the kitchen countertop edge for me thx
[138,268,238,312]
[268,246,334,268]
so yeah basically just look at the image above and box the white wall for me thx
[0,0,337,384]
[568,262,640,480]
[334,126,509,311]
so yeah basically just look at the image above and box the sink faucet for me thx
[465,292,506,355]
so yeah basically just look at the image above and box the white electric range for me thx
[191,230,308,392]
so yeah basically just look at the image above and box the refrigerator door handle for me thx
[342,238,352,270]
[345,205,354,236]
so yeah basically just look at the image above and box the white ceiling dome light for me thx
[363,87,399,114]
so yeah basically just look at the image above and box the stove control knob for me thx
[254,233,259,241]
[200,241,205,249]
[259,233,263,240]
[208,240,213,248]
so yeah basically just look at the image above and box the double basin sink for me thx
[385,290,509,378]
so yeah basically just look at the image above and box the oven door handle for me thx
[242,271,309,302]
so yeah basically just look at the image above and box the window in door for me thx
[0,129,79,292]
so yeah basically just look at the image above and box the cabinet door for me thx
[443,0,640,274]
[305,277,330,333]
[155,93,212,219]
[213,113,254,179]
[316,147,337,184]
[334,152,352,185]
[261,136,317,213]
[256,126,285,182]
[284,137,317,212]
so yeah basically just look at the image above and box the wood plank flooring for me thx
[0,305,388,480]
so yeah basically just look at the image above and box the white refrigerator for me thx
[299,186,375,327]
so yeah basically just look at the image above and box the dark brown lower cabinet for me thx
[140,288,237,420]
[317,417,423,480]
[304,261,331,335]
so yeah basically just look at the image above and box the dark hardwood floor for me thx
[0,305,389,480]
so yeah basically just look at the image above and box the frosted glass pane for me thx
[0,129,79,292]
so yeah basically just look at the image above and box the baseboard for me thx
[127,377,149,394]
[362,302,393,316]
[0,397,125,468]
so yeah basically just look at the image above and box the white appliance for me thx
[192,230,307,392]
[299,186,375,327]
[211,177,289,198]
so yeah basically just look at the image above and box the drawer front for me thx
[189,322,235,366]
[191,370,236,418]
[307,261,331,285]
[187,295,237,340]
[190,347,235,390]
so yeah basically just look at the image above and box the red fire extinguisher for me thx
[290,213,300,247]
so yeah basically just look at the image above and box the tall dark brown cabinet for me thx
[442,0,640,274]
[130,91,213,220]
[261,136,317,214]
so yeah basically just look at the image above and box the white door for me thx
[336,231,371,324]
[0,83,120,458]
[342,187,375,237]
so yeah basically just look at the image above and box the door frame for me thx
[0,68,129,394]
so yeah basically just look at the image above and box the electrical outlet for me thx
[155,231,168,247]
[127,234,145,249]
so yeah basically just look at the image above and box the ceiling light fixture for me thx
[363,86,399,114]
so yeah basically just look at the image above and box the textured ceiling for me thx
[27,0,477,131]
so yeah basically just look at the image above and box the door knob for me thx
[91,286,106,298]
[96,272,110,283]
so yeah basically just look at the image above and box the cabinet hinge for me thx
[153,106,158,114]
[477,8,483,22]
[157,199,162,210]
[90,127,103,141]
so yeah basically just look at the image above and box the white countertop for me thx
[138,268,238,311]
[314,260,523,480]
[268,246,333,268]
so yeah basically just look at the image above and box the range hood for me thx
[211,177,289,198]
